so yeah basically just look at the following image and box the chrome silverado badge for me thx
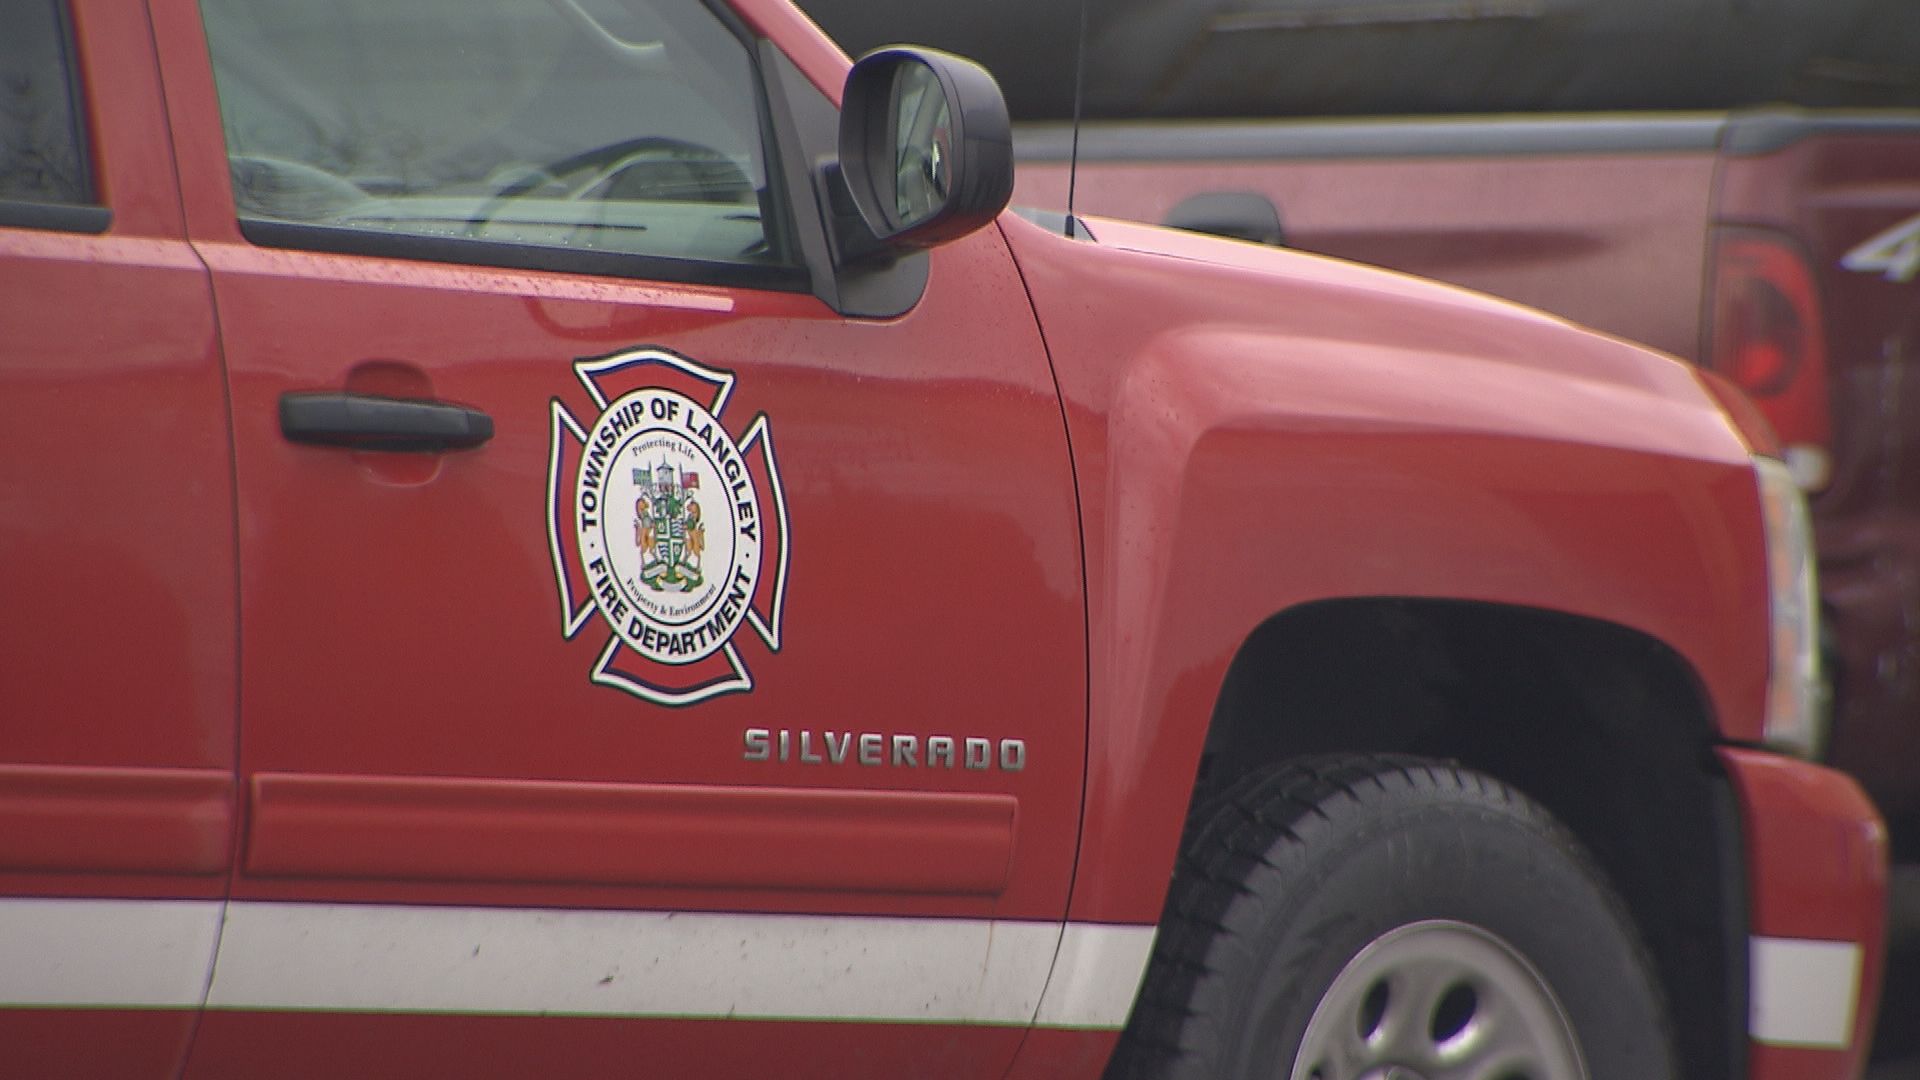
[548,348,789,706]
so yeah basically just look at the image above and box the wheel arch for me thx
[1177,597,1747,1080]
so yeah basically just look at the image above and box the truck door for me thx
[148,0,1087,1076]
[0,1,236,1076]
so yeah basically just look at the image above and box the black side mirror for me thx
[825,47,1013,264]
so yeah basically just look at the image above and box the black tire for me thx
[1107,755,1677,1080]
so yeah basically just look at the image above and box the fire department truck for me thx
[0,0,1886,1077]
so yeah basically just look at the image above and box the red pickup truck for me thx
[0,1,1887,1079]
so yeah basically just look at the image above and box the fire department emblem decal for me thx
[547,348,789,706]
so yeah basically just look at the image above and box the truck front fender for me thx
[999,213,1770,927]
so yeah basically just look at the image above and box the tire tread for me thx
[1104,753,1672,1080]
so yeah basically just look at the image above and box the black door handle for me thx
[280,392,494,453]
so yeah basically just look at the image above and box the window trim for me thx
[758,40,933,319]
[52,0,98,203]
[217,0,813,295]
[0,201,111,234]
[705,0,805,275]
[238,219,807,291]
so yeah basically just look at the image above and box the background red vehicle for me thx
[0,0,1891,1078]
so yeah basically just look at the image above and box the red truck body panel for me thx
[133,1,1088,1072]
[1723,747,1889,1080]
[1017,113,1920,840]
[998,211,1772,924]
[150,0,1087,918]
[0,3,234,1075]
[0,0,237,854]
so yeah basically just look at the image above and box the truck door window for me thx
[0,0,101,229]
[196,0,800,287]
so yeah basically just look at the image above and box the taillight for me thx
[1706,229,1834,490]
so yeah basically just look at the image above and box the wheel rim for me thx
[1289,919,1587,1080]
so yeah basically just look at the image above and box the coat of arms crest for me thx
[546,347,789,706]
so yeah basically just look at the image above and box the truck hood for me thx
[1045,211,1733,418]
[1077,211,1564,333]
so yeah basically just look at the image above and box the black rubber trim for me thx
[0,201,111,234]
[760,40,933,318]
[760,41,842,311]
[1011,206,1095,240]
[1708,762,1751,1080]
[1014,114,1730,162]
[705,0,805,276]
[238,218,809,293]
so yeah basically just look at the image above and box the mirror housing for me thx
[826,47,1013,264]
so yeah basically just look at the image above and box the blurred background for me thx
[801,0,1920,1070]
[806,0,1920,120]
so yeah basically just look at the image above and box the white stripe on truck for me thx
[0,897,1868,1049]
[0,898,221,1008]
[1749,936,1862,1049]
[0,897,1152,1028]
